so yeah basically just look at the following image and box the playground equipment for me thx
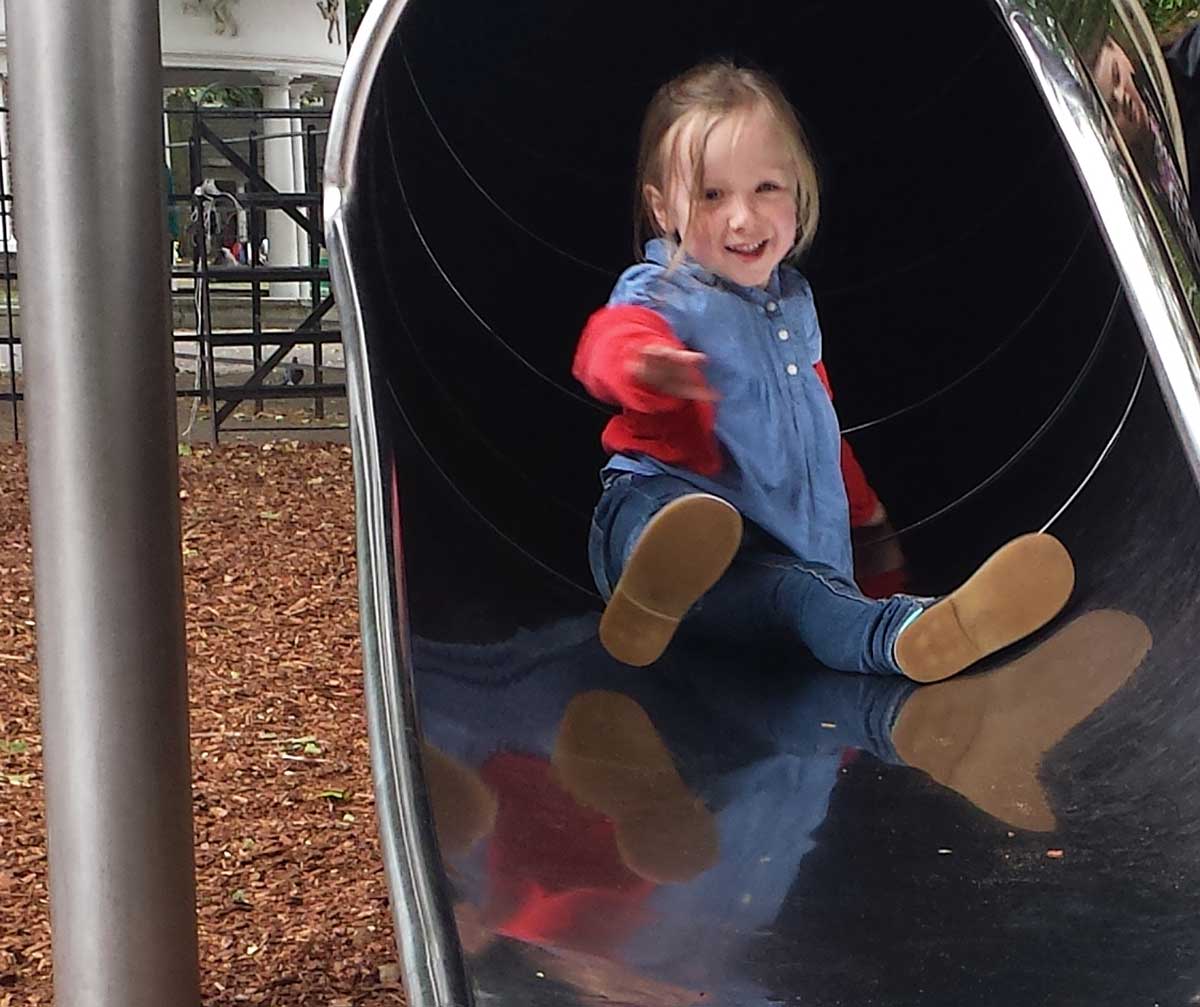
[324,0,1200,1003]
[10,4,199,1005]
[15,0,1200,1004]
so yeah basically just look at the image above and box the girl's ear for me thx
[644,184,671,234]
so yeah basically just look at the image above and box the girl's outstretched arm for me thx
[573,304,722,476]
[573,305,715,411]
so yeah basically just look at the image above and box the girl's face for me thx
[648,104,798,288]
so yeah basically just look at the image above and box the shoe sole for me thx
[553,691,687,811]
[895,532,1075,683]
[599,493,743,667]
[553,691,719,882]
[420,742,498,854]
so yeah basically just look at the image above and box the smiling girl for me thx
[574,60,1074,678]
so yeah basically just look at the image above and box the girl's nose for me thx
[728,196,751,229]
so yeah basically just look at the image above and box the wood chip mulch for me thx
[0,441,408,1006]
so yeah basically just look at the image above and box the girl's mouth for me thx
[726,239,768,261]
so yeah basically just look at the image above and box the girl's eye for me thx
[703,189,722,201]
[758,181,781,193]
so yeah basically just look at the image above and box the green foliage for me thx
[167,85,263,109]
[346,0,372,41]
[1142,0,1200,33]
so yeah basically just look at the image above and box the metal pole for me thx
[7,3,201,1006]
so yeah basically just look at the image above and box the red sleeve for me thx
[840,439,883,528]
[573,305,708,413]
[813,361,883,528]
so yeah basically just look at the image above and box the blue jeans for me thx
[588,472,925,676]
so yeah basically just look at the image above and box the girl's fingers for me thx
[671,380,720,402]
[628,346,718,400]
[642,345,707,366]
[652,371,720,401]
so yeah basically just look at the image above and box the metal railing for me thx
[0,117,17,441]
[171,103,344,441]
[0,103,348,442]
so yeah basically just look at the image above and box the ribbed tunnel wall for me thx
[335,1,1200,1003]
[350,0,1153,628]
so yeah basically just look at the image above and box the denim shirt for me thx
[605,238,852,579]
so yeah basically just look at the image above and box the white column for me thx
[163,105,175,285]
[236,180,248,246]
[290,85,311,279]
[261,79,299,299]
[0,75,16,253]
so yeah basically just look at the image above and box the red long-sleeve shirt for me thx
[573,305,882,528]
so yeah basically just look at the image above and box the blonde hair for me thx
[633,60,821,265]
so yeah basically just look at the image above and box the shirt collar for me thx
[643,238,784,303]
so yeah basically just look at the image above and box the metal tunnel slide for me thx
[325,0,1200,1003]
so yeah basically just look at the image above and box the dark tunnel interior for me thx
[351,0,1153,632]
[337,1,1200,1003]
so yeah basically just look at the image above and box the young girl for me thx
[573,60,1075,679]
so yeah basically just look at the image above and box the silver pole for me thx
[7,3,201,1006]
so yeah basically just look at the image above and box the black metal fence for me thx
[0,115,17,442]
[0,103,347,443]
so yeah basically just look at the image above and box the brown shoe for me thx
[892,609,1151,831]
[894,532,1075,683]
[599,493,743,667]
[420,742,499,855]
[552,690,718,883]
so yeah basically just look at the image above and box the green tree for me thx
[1143,0,1200,33]
[347,0,372,41]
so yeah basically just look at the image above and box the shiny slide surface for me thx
[325,0,1200,1003]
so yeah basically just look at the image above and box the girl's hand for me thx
[852,505,910,598]
[628,344,718,401]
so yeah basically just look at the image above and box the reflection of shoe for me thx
[892,609,1151,831]
[895,532,1075,683]
[600,494,742,667]
[420,742,499,855]
[552,690,718,883]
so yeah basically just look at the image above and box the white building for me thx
[0,0,348,297]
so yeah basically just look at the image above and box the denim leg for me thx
[688,549,925,676]
[587,472,710,600]
[588,473,925,676]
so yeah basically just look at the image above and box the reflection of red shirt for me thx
[574,305,882,527]
[480,752,654,955]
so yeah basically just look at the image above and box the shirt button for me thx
[765,301,778,314]
[777,329,790,341]
[786,363,799,376]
